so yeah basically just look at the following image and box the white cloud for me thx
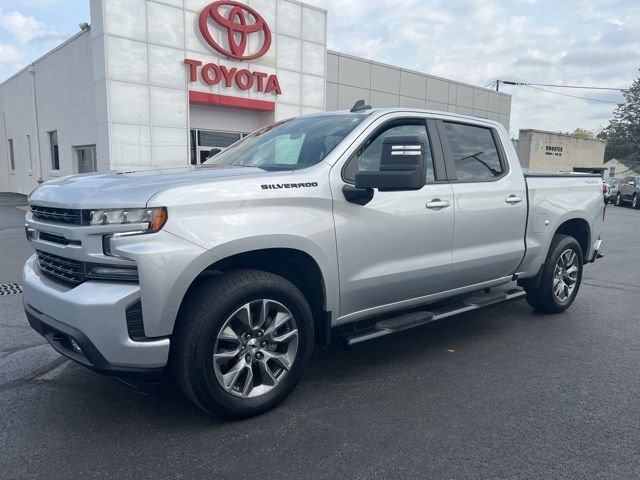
[0,8,67,45]
[313,0,639,134]
[0,42,21,65]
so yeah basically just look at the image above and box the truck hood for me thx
[28,165,266,209]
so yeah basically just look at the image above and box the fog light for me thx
[69,337,82,354]
[25,225,36,241]
[85,264,139,281]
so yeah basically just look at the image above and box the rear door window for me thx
[441,122,505,181]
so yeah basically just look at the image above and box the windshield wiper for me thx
[459,151,500,176]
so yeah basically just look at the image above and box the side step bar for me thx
[342,288,527,346]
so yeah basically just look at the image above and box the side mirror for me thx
[630,181,636,187]
[355,135,426,191]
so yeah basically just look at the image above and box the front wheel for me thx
[615,192,623,206]
[524,234,583,314]
[171,269,314,418]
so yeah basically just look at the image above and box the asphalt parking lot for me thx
[1,192,639,479]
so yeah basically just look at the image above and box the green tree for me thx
[571,128,594,139]
[598,71,640,169]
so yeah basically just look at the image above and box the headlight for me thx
[89,207,167,233]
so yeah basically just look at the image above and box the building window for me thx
[8,139,15,171]
[75,145,97,173]
[609,167,615,178]
[48,130,59,170]
[27,135,33,174]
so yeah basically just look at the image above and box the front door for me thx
[437,120,527,287]
[331,116,454,321]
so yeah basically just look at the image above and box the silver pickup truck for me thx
[22,107,605,417]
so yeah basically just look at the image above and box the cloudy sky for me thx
[0,0,638,137]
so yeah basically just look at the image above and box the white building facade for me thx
[0,0,511,195]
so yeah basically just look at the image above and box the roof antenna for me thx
[350,99,372,112]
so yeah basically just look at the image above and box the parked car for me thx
[614,175,640,209]
[605,178,621,204]
[22,107,605,418]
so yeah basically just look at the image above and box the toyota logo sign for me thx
[199,1,272,60]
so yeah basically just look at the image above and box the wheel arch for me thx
[177,247,332,346]
[518,216,591,290]
[554,217,590,259]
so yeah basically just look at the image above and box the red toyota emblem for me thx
[199,1,272,61]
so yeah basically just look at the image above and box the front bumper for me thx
[23,255,169,376]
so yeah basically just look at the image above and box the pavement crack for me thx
[583,277,640,289]
[0,341,48,357]
[0,356,69,393]
[582,280,640,293]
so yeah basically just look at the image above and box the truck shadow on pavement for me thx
[10,297,556,428]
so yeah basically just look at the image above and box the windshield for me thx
[203,114,366,171]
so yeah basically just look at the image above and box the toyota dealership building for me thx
[0,0,512,195]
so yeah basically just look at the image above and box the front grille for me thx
[31,205,84,225]
[36,250,86,285]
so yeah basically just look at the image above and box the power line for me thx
[525,85,620,104]
[496,80,623,103]
[500,81,625,91]
[525,82,623,91]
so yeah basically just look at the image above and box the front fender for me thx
[185,233,340,327]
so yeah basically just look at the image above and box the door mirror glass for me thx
[355,135,426,191]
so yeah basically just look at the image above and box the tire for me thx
[633,194,639,210]
[615,192,623,206]
[524,234,583,314]
[171,269,314,418]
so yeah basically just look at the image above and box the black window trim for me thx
[436,119,509,183]
[341,117,446,185]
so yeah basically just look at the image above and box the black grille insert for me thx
[36,250,86,285]
[39,232,81,246]
[126,301,146,341]
[31,205,84,225]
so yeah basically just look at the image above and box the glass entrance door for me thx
[190,130,247,165]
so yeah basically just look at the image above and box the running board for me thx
[342,288,527,346]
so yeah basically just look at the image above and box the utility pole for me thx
[496,80,500,92]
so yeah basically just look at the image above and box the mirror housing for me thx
[355,135,426,191]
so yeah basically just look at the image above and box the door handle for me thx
[426,199,451,209]
[505,194,523,204]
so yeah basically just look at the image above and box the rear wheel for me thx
[171,269,314,418]
[524,234,583,314]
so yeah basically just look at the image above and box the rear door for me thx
[437,120,527,288]
[331,115,455,320]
